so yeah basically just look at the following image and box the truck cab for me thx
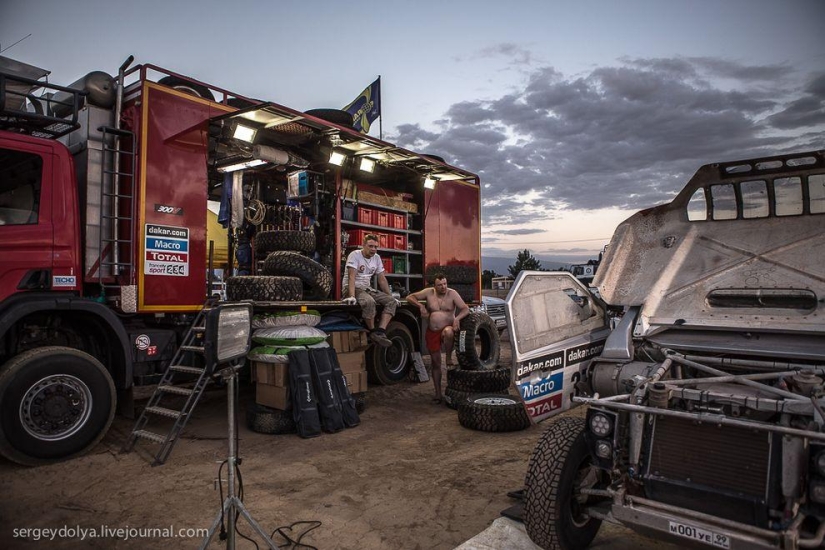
[507,150,825,549]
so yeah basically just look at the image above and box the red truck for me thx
[0,55,484,465]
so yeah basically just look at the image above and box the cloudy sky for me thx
[2,0,823,264]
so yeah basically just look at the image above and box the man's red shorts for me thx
[425,327,445,353]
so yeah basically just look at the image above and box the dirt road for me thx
[0,336,671,549]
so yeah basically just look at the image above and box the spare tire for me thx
[447,366,511,393]
[255,230,315,257]
[425,265,478,285]
[444,387,509,411]
[226,276,302,301]
[158,76,215,101]
[451,283,476,304]
[304,108,355,128]
[261,251,332,299]
[456,312,501,370]
[246,403,296,435]
[457,394,530,432]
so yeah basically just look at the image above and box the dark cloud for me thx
[389,56,823,232]
[766,72,825,129]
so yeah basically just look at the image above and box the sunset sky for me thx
[3,0,823,264]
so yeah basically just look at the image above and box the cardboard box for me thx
[337,350,366,374]
[254,362,289,387]
[256,383,291,410]
[343,371,368,393]
[329,332,369,353]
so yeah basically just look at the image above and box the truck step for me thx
[180,345,204,353]
[169,365,204,374]
[157,385,194,396]
[133,430,168,444]
[144,406,183,419]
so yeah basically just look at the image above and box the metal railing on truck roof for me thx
[0,73,84,138]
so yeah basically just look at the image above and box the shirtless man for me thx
[407,274,470,403]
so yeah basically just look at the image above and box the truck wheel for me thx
[456,313,500,371]
[457,394,530,432]
[444,387,509,410]
[226,276,302,301]
[158,76,215,101]
[255,230,316,257]
[0,347,116,465]
[524,417,605,550]
[426,265,477,285]
[447,366,510,393]
[246,403,296,435]
[366,322,412,385]
[261,251,332,299]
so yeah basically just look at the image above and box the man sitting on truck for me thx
[342,234,395,347]
[407,273,469,404]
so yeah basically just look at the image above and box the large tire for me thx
[226,276,302,301]
[456,313,501,371]
[524,417,605,550]
[255,230,315,257]
[444,387,508,411]
[426,265,478,285]
[158,76,215,101]
[246,403,296,435]
[457,394,530,432]
[451,283,476,303]
[0,347,116,465]
[304,108,355,128]
[447,366,511,393]
[366,322,412,385]
[353,392,367,414]
[261,251,332,299]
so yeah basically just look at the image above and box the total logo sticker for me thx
[135,334,151,350]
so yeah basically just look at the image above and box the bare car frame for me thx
[506,150,825,549]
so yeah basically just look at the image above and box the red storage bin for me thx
[392,234,407,250]
[392,213,406,229]
[378,233,389,249]
[358,207,375,225]
[382,257,393,273]
[347,229,369,247]
[376,211,390,228]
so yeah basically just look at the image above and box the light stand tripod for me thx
[199,365,277,550]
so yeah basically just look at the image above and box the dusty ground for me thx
[0,335,673,550]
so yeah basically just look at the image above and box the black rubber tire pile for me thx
[227,230,332,301]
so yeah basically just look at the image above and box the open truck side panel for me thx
[0,56,483,465]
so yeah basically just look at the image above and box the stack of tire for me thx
[447,312,530,433]
[226,230,332,301]
[248,395,367,435]
[425,265,477,303]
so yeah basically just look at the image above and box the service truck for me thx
[0,55,488,465]
[505,150,825,549]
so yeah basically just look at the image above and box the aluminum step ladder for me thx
[122,302,215,465]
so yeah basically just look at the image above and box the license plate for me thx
[668,521,730,548]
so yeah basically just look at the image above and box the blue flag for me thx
[344,78,381,133]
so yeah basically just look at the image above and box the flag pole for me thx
[378,75,383,141]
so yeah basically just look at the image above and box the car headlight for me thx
[589,412,613,437]
[815,451,825,476]
[596,440,612,459]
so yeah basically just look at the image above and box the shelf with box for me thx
[340,190,423,291]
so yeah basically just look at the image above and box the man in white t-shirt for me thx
[342,234,396,347]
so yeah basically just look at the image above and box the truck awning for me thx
[209,103,479,184]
